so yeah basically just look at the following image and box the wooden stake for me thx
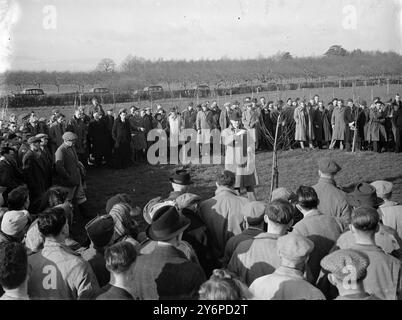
[269,113,281,201]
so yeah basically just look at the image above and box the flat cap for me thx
[62,131,78,141]
[318,158,341,175]
[370,180,393,197]
[277,233,314,261]
[36,133,48,140]
[27,136,41,144]
[85,215,115,248]
[320,249,369,281]
[243,201,266,219]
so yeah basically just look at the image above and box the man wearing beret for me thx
[55,132,89,221]
[250,233,325,300]
[22,136,47,206]
[371,180,402,240]
[320,249,380,300]
[312,158,352,231]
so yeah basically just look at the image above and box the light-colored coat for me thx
[294,106,307,141]
[312,177,352,231]
[250,266,325,300]
[199,186,250,258]
[28,239,99,300]
[379,201,402,241]
[227,233,282,286]
[331,106,347,140]
[292,210,342,283]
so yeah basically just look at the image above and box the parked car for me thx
[194,84,210,98]
[143,85,164,100]
[21,88,45,95]
[91,87,110,94]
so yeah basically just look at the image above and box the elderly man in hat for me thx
[22,136,47,205]
[292,186,342,283]
[222,201,266,266]
[81,215,115,288]
[371,180,402,241]
[249,233,325,300]
[312,158,351,231]
[320,249,380,300]
[227,199,294,286]
[334,182,402,258]
[55,132,89,221]
[131,205,206,299]
[48,113,66,156]
[221,111,258,201]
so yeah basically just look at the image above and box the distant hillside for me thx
[2,49,402,94]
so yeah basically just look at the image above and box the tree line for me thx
[2,47,402,94]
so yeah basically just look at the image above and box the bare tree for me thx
[96,58,116,73]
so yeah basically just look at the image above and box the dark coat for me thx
[38,147,53,189]
[66,116,88,155]
[344,106,358,143]
[313,109,332,142]
[182,109,198,129]
[0,157,23,201]
[104,115,115,133]
[87,119,113,157]
[131,245,206,300]
[367,108,387,142]
[96,284,134,300]
[26,122,49,136]
[112,118,131,147]
[55,143,81,187]
[22,150,47,201]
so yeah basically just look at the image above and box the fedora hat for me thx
[346,182,384,208]
[169,170,193,185]
[146,206,190,241]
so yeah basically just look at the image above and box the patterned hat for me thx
[320,249,369,281]
[62,132,78,141]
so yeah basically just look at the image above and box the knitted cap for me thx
[320,249,369,281]
[62,131,78,141]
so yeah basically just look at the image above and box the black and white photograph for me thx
[0,0,402,306]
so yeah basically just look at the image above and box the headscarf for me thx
[109,203,138,243]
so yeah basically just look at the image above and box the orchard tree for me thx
[96,58,116,73]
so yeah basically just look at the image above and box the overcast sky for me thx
[1,0,401,72]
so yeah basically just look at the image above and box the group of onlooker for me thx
[0,155,401,300]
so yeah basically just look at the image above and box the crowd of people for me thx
[0,93,401,300]
[0,156,401,300]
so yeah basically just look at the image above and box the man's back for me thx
[292,210,342,282]
[312,177,351,229]
[199,186,249,257]
[380,202,402,241]
[250,266,325,300]
[131,245,206,300]
[227,233,282,286]
[28,239,99,300]
[350,244,402,300]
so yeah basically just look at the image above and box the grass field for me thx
[5,84,402,121]
[69,148,402,245]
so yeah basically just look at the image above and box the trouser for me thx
[373,141,382,153]
[395,128,402,153]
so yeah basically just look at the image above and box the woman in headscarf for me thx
[108,203,140,247]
